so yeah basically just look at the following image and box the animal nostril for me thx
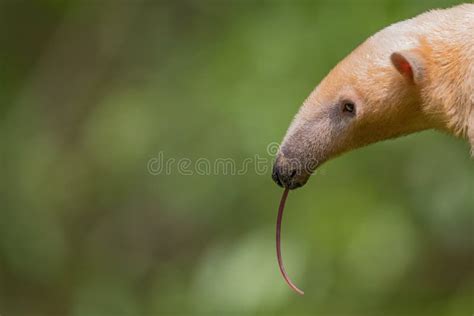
[272,166,283,187]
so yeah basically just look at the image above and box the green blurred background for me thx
[1,1,473,315]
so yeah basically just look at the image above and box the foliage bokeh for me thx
[1,1,472,315]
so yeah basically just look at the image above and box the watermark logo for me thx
[147,142,318,176]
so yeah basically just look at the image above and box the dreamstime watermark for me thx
[147,142,319,176]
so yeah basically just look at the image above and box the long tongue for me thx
[276,187,304,295]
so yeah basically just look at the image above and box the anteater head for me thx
[272,39,431,189]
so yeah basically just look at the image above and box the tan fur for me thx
[274,4,474,189]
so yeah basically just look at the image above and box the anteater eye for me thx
[343,102,355,114]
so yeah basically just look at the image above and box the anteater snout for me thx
[272,153,312,190]
[272,164,299,189]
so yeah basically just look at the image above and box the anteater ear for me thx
[390,50,423,84]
